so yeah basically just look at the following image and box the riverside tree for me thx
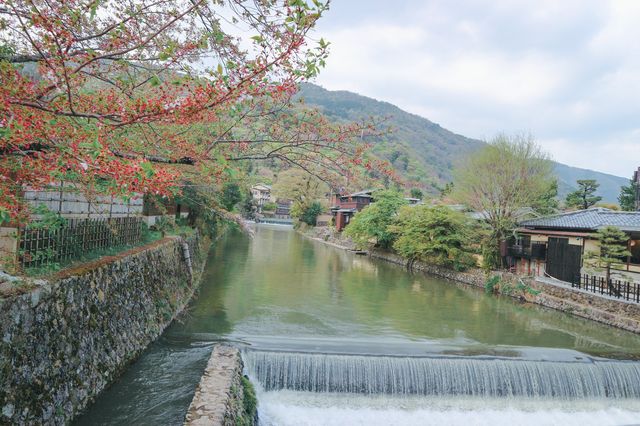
[343,190,406,249]
[565,180,602,210]
[298,201,323,226]
[410,188,423,200]
[452,134,556,268]
[272,168,328,219]
[389,204,475,271]
[0,0,391,223]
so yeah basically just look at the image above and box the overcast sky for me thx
[310,0,640,178]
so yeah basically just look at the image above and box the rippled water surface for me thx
[75,225,640,425]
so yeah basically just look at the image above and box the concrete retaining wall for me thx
[0,233,209,425]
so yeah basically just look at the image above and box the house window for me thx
[516,235,531,248]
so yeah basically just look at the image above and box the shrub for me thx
[300,201,323,226]
[344,190,406,249]
[389,205,475,271]
[262,201,277,211]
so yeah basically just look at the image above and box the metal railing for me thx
[19,217,143,269]
[571,273,640,303]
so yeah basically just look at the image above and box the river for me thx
[76,225,640,425]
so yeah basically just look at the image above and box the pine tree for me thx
[618,179,639,211]
[565,180,602,210]
[585,226,630,295]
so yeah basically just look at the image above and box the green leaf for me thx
[0,209,10,225]
[90,1,99,19]
[140,162,155,178]
[149,75,161,86]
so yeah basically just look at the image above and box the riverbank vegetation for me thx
[390,205,476,271]
[343,190,407,249]
[451,134,556,268]
[341,136,565,272]
[343,191,478,271]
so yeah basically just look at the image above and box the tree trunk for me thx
[605,265,621,296]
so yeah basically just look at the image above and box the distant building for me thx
[275,199,293,219]
[142,194,189,226]
[330,189,375,231]
[250,184,272,212]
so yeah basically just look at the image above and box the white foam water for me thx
[256,390,640,426]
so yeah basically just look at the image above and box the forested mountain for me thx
[298,83,628,203]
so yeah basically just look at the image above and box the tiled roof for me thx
[468,207,539,221]
[348,189,375,197]
[519,208,640,232]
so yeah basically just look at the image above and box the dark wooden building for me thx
[329,190,375,231]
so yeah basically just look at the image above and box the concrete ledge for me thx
[185,345,256,426]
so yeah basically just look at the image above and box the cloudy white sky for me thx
[310,0,640,178]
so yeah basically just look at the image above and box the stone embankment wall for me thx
[299,224,357,251]
[0,233,209,425]
[529,279,640,334]
[369,249,640,334]
[184,345,256,426]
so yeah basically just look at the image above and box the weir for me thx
[243,349,640,399]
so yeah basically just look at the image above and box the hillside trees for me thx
[0,0,390,222]
[565,180,602,210]
[531,180,559,215]
[452,134,555,268]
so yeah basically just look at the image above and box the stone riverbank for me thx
[0,233,209,425]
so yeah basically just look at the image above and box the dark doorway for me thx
[546,237,582,282]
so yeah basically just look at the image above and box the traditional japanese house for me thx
[330,190,375,231]
[509,208,640,282]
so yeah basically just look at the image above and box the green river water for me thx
[75,225,640,426]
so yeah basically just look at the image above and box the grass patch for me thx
[239,375,257,426]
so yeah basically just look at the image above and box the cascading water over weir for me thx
[243,349,640,399]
